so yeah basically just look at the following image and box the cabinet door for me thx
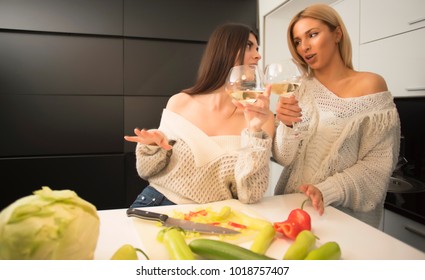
[124,0,257,41]
[360,0,425,43]
[384,209,425,253]
[0,0,123,35]
[0,33,123,96]
[0,155,126,210]
[0,95,124,157]
[359,28,425,97]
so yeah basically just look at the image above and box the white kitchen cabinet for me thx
[360,0,425,44]
[332,0,360,69]
[383,209,425,252]
[359,27,425,97]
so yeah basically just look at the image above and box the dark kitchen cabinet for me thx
[0,95,123,157]
[0,33,123,95]
[0,155,126,210]
[124,39,203,96]
[0,0,123,35]
[124,0,257,41]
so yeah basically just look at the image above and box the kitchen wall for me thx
[0,0,258,210]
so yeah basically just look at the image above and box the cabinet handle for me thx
[406,87,425,92]
[404,225,425,239]
[408,17,425,25]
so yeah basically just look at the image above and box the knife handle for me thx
[126,208,168,223]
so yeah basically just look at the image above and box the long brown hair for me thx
[183,23,258,95]
[287,4,353,75]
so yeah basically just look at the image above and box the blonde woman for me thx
[273,4,400,228]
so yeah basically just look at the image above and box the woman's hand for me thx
[234,85,273,133]
[275,94,302,127]
[299,184,324,215]
[124,128,173,150]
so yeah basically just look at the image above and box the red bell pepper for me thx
[273,199,311,240]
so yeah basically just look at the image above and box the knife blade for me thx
[126,208,240,235]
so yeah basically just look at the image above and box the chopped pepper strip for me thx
[227,221,247,229]
[184,209,208,220]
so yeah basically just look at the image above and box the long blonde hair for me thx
[287,4,353,75]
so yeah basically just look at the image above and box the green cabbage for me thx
[0,186,100,259]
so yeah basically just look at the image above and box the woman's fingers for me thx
[124,129,172,150]
[299,184,324,215]
[275,96,302,125]
[123,135,139,143]
[151,131,173,150]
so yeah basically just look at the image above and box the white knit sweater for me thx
[273,78,401,227]
[135,109,272,205]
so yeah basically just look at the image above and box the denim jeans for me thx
[130,186,176,208]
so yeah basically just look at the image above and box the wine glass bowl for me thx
[264,58,302,97]
[225,65,265,105]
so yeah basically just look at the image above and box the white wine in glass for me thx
[265,58,302,97]
[229,89,265,105]
[226,65,265,103]
[270,82,300,97]
[225,64,265,152]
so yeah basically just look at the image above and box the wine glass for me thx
[264,58,302,97]
[265,58,303,134]
[225,64,265,152]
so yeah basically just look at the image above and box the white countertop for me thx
[94,193,425,260]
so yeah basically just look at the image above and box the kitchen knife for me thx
[126,208,240,235]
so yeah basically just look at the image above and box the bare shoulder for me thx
[354,71,388,96]
[165,92,192,112]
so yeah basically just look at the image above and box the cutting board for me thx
[129,199,291,260]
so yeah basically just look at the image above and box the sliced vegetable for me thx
[159,228,195,260]
[189,239,274,260]
[110,244,149,260]
[283,230,316,260]
[274,199,311,240]
[216,206,231,219]
[274,220,303,240]
[250,223,276,255]
[304,241,341,260]
[230,211,272,230]
[228,221,247,229]
[184,209,208,220]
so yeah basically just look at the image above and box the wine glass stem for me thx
[292,122,298,132]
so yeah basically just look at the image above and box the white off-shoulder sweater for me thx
[135,109,272,205]
[273,78,401,227]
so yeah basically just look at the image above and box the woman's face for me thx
[291,17,341,71]
[241,33,261,66]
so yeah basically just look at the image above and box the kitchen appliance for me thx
[384,97,425,226]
